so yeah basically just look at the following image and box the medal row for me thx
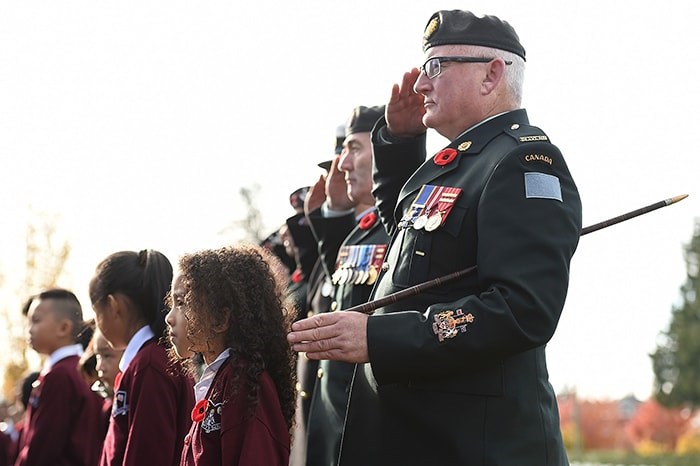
[398,184,463,231]
[332,244,387,286]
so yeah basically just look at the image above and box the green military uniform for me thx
[339,109,582,465]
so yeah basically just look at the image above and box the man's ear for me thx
[481,59,506,95]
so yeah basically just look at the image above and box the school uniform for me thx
[181,350,290,466]
[101,326,194,466]
[15,344,103,466]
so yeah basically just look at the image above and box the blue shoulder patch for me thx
[524,172,562,202]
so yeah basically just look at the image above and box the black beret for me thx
[345,105,385,137]
[289,186,309,211]
[422,10,526,61]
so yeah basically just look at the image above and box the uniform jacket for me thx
[306,208,389,466]
[100,339,194,466]
[289,210,355,466]
[339,109,582,466]
[180,357,290,466]
[14,355,103,466]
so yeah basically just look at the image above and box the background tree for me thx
[218,184,267,243]
[651,218,700,408]
[1,211,70,401]
[624,399,691,452]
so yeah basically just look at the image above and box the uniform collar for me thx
[119,325,155,372]
[44,343,83,373]
[194,348,231,402]
[397,109,529,207]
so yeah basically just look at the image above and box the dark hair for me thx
[172,244,296,430]
[24,288,87,343]
[21,372,40,409]
[89,250,173,338]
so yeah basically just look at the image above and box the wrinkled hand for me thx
[304,174,327,215]
[386,68,427,139]
[325,156,355,211]
[287,311,369,363]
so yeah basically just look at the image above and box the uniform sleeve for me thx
[371,119,427,236]
[307,207,356,279]
[19,371,78,465]
[367,142,582,383]
[122,367,182,466]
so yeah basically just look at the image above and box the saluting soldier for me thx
[303,106,388,466]
[289,10,582,466]
[290,126,347,466]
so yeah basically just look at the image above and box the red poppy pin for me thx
[291,269,304,284]
[433,148,458,166]
[359,211,377,230]
[192,399,209,423]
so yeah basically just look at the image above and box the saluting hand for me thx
[304,174,327,215]
[386,68,426,139]
[287,311,369,363]
[325,155,355,211]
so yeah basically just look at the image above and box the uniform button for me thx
[510,123,520,130]
[307,310,314,318]
[317,368,324,379]
[381,263,390,272]
[295,382,302,392]
[184,434,191,445]
[330,301,338,311]
[300,390,308,399]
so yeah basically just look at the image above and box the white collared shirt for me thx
[194,348,231,402]
[119,325,155,372]
[43,343,84,374]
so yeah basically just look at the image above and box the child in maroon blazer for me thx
[166,244,296,466]
[15,289,104,466]
[89,249,195,466]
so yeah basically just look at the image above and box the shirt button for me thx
[381,263,390,272]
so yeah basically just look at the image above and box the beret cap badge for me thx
[423,16,439,41]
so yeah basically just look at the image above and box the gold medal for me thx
[424,211,443,231]
[366,265,379,285]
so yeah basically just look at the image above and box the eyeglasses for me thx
[419,56,513,80]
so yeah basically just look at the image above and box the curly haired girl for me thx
[166,244,296,466]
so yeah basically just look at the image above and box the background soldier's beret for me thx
[422,10,526,61]
[316,124,345,171]
[289,186,309,211]
[345,105,385,136]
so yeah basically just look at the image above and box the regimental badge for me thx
[112,390,129,417]
[432,308,475,342]
[424,16,439,41]
[201,401,223,434]
[457,141,472,151]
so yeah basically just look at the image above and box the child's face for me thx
[26,299,64,355]
[94,330,124,390]
[166,274,195,359]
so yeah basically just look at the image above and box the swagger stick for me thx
[347,194,689,315]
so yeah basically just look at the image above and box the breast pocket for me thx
[390,205,469,288]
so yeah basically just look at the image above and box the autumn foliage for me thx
[559,394,698,454]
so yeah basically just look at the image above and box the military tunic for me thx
[306,208,389,466]
[339,109,582,466]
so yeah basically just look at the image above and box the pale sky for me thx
[1,1,698,401]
